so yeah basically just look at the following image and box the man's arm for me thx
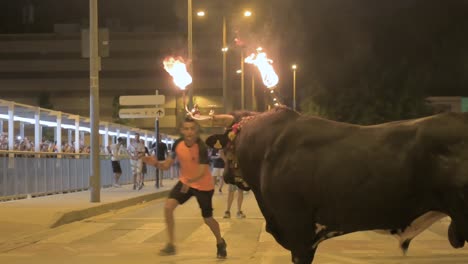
[159,156,174,170]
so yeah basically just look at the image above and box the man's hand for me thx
[180,183,190,193]
[142,156,159,167]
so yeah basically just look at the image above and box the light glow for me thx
[244,52,279,88]
[163,57,193,90]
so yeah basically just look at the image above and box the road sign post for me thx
[118,92,166,189]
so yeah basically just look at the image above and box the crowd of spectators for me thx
[0,133,105,155]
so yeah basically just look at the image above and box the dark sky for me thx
[2,0,468,98]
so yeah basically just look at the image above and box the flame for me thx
[163,57,192,90]
[244,52,279,88]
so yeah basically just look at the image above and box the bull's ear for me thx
[205,134,229,149]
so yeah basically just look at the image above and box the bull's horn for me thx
[211,114,234,127]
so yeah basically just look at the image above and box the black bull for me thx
[206,107,468,264]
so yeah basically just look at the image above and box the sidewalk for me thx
[0,179,177,247]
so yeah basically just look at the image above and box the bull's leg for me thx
[448,220,465,248]
[443,189,468,247]
[291,248,316,264]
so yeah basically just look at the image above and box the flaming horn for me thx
[244,51,279,89]
[163,56,234,126]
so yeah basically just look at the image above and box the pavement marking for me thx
[185,222,231,242]
[259,222,276,243]
[321,253,372,264]
[112,223,165,244]
[38,223,115,244]
[0,253,35,257]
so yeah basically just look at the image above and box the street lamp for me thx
[193,8,253,112]
[292,64,297,111]
[187,0,193,110]
[89,0,100,203]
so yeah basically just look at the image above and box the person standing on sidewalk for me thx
[127,133,145,190]
[143,117,227,259]
[107,137,124,187]
[223,183,246,219]
[151,135,168,187]
[210,143,225,193]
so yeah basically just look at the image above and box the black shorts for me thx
[169,181,214,218]
[111,161,122,173]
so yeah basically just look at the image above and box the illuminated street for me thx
[0,192,467,264]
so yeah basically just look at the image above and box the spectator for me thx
[127,133,145,190]
[107,137,125,187]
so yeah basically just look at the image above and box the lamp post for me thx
[187,0,193,109]
[89,0,100,202]
[292,64,297,111]
[222,16,228,113]
[195,9,252,112]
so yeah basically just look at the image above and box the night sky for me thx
[2,0,468,121]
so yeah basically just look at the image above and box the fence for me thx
[0,150,171,201]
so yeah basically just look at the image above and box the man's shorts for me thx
[169,181,214,218]
[111,161,122,174]
[211,167,224,177]
[130,159,143,175]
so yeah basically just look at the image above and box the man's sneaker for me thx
[216,238,227,259]
[237,211,246,219]
[223,211,231,218]
[159,243,176,256]
[133,184,137,190]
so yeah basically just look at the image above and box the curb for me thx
[50,190,170,228]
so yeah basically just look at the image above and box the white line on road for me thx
[113,223,165,244]
[38,223,115,244]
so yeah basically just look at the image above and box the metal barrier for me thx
[0,150,165,201]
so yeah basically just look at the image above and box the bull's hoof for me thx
[448,221,465,249]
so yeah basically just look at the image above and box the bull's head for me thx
[205,114,252,191]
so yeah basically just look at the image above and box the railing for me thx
[0,150,171,201]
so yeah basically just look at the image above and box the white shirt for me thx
[127,141,145,160]
[109,143,124,161]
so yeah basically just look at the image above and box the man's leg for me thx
[164,198,179,245]
[204,217,223,243]
[195,189,227,258]
[236,189,246,218]
[160,169,164,187]
[224,185,234,218]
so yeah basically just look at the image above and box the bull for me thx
[206,106,468,264]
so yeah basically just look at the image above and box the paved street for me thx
[1,190,468,264]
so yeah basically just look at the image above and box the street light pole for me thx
[89,0,100,203]
[241,49,245,110]
[222,16,228,113]
[292,64,297,111]
[251,75,256,111]
[187,0,193,109]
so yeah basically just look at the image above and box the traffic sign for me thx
[119,108,165,119]
[119,95,165,106]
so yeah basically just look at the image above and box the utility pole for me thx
[89,0,100,202]
[187,0,194,110]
